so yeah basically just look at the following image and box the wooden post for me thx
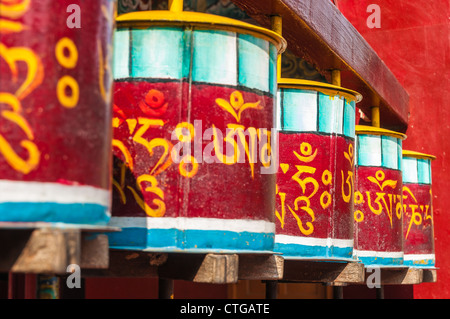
[158,278,174,299]
[331,69,341,87]
[376,287,384,299]
[371,96,381,128]
[265,280,278,299]
[333,286,344,299]
[169,0,183,12]
[371,106,380,128]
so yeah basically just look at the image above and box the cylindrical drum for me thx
[402,150,436,267]
[0,1,114,225]
[108,11,286,252]
[354,126,406,266]
[274,79,361,260]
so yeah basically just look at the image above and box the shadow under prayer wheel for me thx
[108,10,286,252]
[354,125,406,266]
[274,79,362,261]
[0,0,115,225]
[402,150,436,268]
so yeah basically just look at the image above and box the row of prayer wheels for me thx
[0,1,435,269]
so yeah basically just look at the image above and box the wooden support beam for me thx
[238,254,284,280]
[80,233,109,269]
[422,269,437,283]
[231,0,409,131]
[0,225,112,274]
[282,260,365,284]
[159,253,239,284]
[363,267,424,285]
[86,252,284,284]
[6,228,80,274]
[83,250,163,278]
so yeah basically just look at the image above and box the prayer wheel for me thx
[0,0,115,225]
[402,150,436,267]
[274,79,361,260]
[108,9,286,252]
[353,125,406,266]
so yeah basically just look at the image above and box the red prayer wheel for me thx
[274,79,361,260]
[0,0,115,225]
[108,10,286,252]
[402,150,436,268]
[353,125,406,266]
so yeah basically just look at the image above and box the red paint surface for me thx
[0,0,113,188]
[113,80,275,221]
[276,132,354,242]
[336,0,449,298]
[403,183,434,256]
[354,166,403,253]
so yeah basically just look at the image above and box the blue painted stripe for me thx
[192,29,237,86]
[381,135,399,169]
[0,202,110,225]
[274,243,354,260]
[356,256,403,266]
[403,258,435,268]
[130,27,185,79]
[418,159,431,184]
[108,227,274,252]
[402,157,419,183]
[184,229,274,251]
[238,34,269,93]
[281,89,318,132]
[343,99,356,138]
[357,134,381,167]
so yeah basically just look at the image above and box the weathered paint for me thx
[402,151,436,267]
[274,79,361,260]
[353,125,406,266]
[0,0,115,225]
[108,11,286,252]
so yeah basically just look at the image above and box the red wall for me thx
[335,0,450,299]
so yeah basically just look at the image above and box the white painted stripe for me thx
[0,180,111,207]
[109,217,275,233]
[353,250,404,259]
[275,234,354,248]
[403,254,435,261]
